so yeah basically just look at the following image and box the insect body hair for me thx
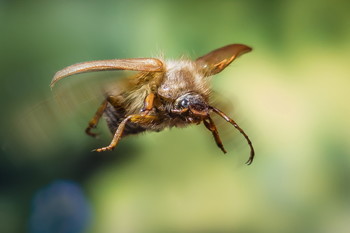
[157,59,211,100]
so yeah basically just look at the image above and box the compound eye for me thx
[180,99,189,108]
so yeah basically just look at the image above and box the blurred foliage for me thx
[1,0,350,233]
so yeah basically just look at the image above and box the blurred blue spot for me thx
[29,180,92,233]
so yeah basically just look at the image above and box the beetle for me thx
[51,44,255,164]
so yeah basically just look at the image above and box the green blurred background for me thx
[1,0,350,232]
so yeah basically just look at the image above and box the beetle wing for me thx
[51,58,164,87]
[195,44,252,77]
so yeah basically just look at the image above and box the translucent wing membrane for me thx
[50,58,164,87]
[195,44,252,77]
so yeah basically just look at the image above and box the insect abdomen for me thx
[104,103,146,136]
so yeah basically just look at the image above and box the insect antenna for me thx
[209,106,255,165]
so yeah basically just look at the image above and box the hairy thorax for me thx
[157,60,210,100]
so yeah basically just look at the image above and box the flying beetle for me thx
[51,44,255,164]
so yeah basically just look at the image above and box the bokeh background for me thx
[1,0,350,233]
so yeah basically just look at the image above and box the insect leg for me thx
[210,106,255,165]
[85,99,108,137]
[93,114,157,152]
[203,116,227,154]
[141,93,155,115]
[93,93,158,152]
[93,115,132,152]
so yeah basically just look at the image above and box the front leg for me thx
[141,92,155,115]
[203,116,227,153]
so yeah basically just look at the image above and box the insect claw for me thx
[245,153,254,165]
[87,132,99,138]
[85,128,100,138]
